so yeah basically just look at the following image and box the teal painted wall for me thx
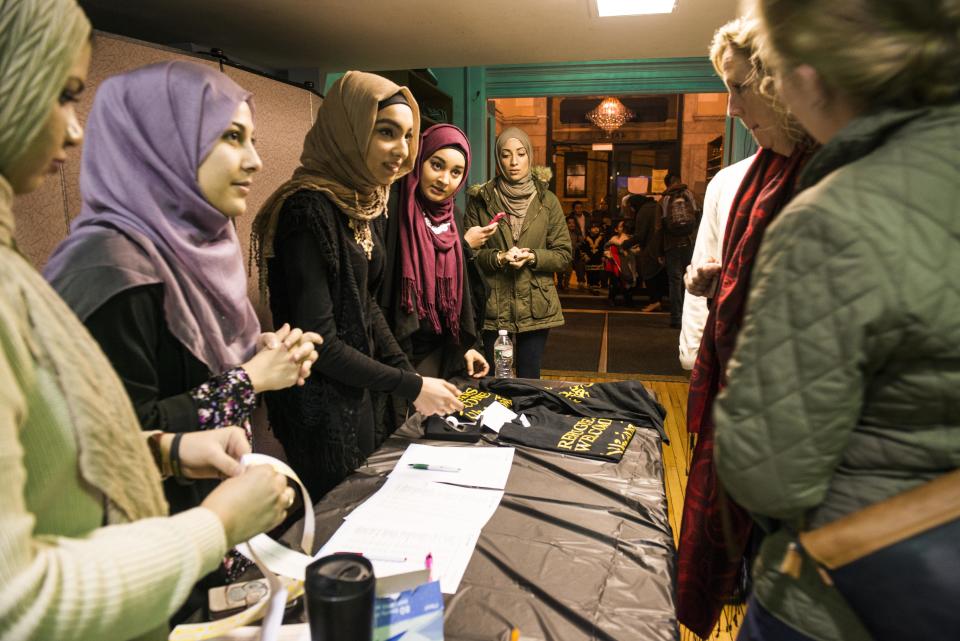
[431,68,466,129]
[725,117,759,164]
[323,71,344,93]
[434,66,489,201]
[485,57,724,97]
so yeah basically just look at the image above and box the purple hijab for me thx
[44,61,260,373]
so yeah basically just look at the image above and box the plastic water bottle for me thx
[494,330,514,379]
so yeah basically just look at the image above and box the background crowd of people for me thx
[559,176,695,326]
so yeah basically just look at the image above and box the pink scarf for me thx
[398,124,470,340]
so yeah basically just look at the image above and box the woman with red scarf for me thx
[675,17,815,639]
[376,124,489,380]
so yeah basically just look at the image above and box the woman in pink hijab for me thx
[376,123,489,380]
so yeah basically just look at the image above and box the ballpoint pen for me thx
[408,463,461,472]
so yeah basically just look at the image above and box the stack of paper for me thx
[317,444,515,594]
[345,477,503,526]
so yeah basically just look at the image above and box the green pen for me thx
[407,463,461,472]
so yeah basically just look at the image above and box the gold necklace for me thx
[349,219,374,260]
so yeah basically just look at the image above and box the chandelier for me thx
[586,97,635,133]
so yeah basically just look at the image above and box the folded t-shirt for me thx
[497,406,639,462]
[487,379,667,441]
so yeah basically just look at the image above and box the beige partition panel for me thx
[11,32,319,323]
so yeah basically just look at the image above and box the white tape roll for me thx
[169,453,315,641]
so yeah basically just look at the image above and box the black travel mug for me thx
[304,553,375,641]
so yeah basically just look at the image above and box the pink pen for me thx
[425,552,433,580]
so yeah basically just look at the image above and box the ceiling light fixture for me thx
[586,97,635,133]
[595,0,677,17]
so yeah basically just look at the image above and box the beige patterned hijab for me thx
[252,71,419,279]
[0,0,167,523]
[0,0,89,172]
[494,127,537,242]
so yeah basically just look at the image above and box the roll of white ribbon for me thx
[169,453,315,641]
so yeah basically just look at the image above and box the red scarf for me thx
[398,125,470,340]
[677,146,812,638]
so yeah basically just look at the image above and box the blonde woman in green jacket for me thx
[464,127,571,379]
[715,1,960,640]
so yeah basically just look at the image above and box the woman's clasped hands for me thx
[242,322,323,391]
[499,246,535,269]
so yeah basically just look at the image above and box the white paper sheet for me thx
[389,443,515,490]
[344,477,503,529]
[241,534,314,581]
[479,400,517,433]
[316,519,480,594]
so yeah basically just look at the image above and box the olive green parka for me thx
[464,166,572,334]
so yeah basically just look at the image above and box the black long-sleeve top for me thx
[86,284,206,431]
[83,283,256,514]
[263,189,420,499]
[271,199,421,399]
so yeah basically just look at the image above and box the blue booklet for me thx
[374,580,444,641]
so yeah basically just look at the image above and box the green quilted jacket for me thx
[464,167,572,333]
[714,104,960,641]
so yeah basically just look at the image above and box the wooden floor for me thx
[542,371,741,641]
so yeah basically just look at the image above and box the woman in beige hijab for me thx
[252,71,463,500]
[464,127,572,378]
[0,2,292,639]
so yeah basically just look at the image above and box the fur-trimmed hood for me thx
[467,165,553,197]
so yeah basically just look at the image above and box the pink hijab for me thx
[397,124,471,340]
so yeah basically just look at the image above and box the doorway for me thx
[490,93,728,216]
[488,93,728,380]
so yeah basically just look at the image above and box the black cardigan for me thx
[264,189,420,499]
[374,185,487,379]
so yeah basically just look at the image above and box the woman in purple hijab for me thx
[44,61,320,521]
